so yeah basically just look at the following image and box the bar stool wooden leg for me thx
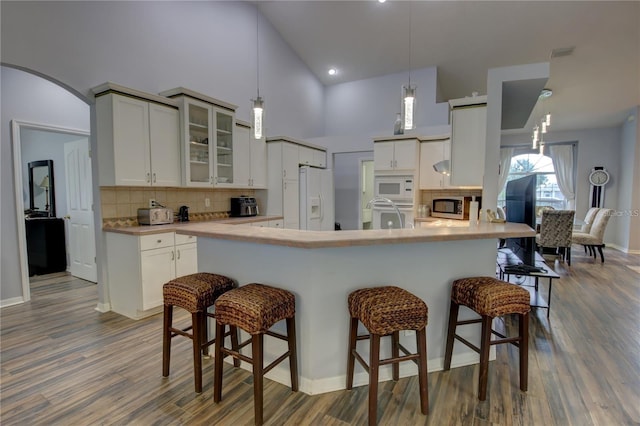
[230,325,241,368]
[252,333,264,426]
[443,300,459,371]
[478,316,492,401]
[391,330,400,381]
[213,321,224,403]
[368,334,381,426]
[520,312,529,392]
[416,327,429,415]
[346,317,358,390]
[287,316,299,391]
[162,304,173,377]
[192,311,203,393]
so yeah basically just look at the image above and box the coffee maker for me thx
[177,205,189,222]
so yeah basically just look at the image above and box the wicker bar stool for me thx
[346,286,429,426]
[443,276,530,401]
[213,283,298,426]
[162,272,238,393]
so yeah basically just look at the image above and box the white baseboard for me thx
[94,302,111,313]
[0,296,26,308]
[607,244,640,254]
[224,349,490,396]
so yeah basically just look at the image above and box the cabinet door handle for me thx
[153,173,157,183]
[177,249,181,260]
[390,160,393,168]
[171,251,175,261]
[283,170,286,178]
[157,239,162,244]
[210,176,214,184]
[146,172,151,183]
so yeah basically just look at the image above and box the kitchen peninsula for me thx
[176,221,534,395]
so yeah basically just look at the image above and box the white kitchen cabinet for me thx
[105,231,198,319]
[233,121,267,188]
[449,97,487,187]
[299,146,326,168]
[140,245,175,311]
[175,233,198,278]
[374,139,419,172]
[283,179,300,229]
[282,142,300,179]
[419,138,451,189]
[158,88,238,188]
[95,91,180,187]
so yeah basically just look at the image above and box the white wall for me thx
[617,107,640,252]
[502,126,622,245]
[1,1,324,139]
[1,67,90,303]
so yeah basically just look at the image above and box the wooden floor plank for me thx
[1,248,639,425]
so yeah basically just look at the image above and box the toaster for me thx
[137,207,174,225]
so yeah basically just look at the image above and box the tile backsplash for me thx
[100,186,256,221]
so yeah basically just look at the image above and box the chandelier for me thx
[531,88,552,154]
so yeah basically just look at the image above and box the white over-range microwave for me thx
[374,175,415,201]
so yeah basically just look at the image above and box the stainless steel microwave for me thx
[432,196,480,220]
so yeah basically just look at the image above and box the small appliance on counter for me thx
[137,207,174,225]
[230,196,258,217]
[177,205,190,222]
[431,196,482,220]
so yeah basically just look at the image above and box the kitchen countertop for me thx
[102,215,284,235]
[176,221,534,249]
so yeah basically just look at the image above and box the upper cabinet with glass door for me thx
[159,88,237,188]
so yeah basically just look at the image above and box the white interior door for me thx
[64,139,97,282]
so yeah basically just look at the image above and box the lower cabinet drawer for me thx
[140,232,174,251]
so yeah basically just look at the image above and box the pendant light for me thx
[531,88,552,150]
[401,2,416,131]
[252,6,264,140]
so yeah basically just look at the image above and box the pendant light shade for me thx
[253,96,264,139]
[402,85,416,130]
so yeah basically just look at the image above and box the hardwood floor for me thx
[1,249,639,425]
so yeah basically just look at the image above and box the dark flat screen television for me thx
[505,174,537,266]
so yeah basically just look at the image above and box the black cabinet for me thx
[25,218,67,276]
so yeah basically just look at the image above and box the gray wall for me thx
[1,1,324,139]
[333,152,373,231]
[1,1,325,305]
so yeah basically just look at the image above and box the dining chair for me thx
[577,207,600,256]
[535,209,575,265]
[572,209,613,263]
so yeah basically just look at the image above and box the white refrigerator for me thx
[299,166,335,231]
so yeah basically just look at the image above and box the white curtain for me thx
[497,147,514,195]
[549,144,575,209]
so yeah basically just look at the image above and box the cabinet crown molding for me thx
[91,82,179,108]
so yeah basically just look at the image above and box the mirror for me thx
[28,160,55,217]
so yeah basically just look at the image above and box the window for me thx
[498,153,566,211]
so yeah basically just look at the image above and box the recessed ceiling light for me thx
[378,0,387,3]
[328,68,337,76]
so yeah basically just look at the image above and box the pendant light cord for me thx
[256,5,260,98]
[408,1,412,87]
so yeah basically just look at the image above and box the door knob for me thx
[63,215,71,219]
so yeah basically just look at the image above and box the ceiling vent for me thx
[551,46,575,58]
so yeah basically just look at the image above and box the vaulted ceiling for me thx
[259,1,639,133]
